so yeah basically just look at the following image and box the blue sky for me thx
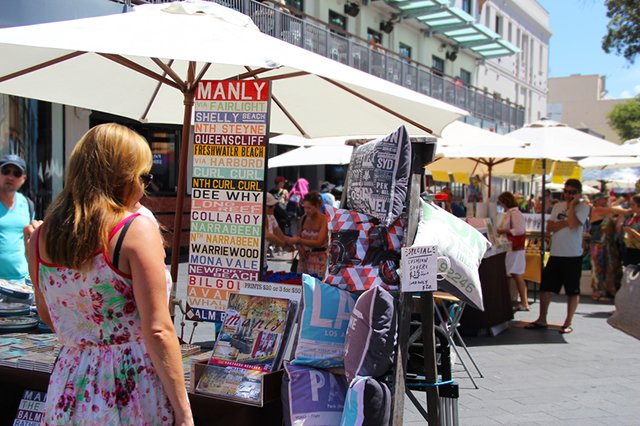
[537,0,640,99]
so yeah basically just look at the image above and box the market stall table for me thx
[459,247,514,336]
[0,333,283,426]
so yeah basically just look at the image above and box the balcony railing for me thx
[142,0,525,131]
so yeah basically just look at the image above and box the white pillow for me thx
[413,199,490,311]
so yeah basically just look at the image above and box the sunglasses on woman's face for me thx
[1,166,23,178]
[563,188,578,195]
[140,173,154,187]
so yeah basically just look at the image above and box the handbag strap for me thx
[112,215,138,270]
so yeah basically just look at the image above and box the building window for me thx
[399,42,412,59]
[462,0,472,14]
[460,69,471,85]
[367,28,383,44]
[484,6,491,27]
[495,15,503,35]
[328,10,347,31]
[432,56,445,76]
[284,0,303,11]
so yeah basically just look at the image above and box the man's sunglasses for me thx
[1,166,23,178]
[563,188,578,195]
[140,173,154,187]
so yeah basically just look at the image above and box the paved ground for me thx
[404,296,640,425]
[174,259,640,425]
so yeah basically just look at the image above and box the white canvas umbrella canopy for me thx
[0,2,465,137]
[579,156,640,169]
[545,182,600,194]
[507,118,634,159]
[268,134,379,167]
[0,1,466,286]
[268,143,355,167]
[585,179,637,190]
[426,124,551,195]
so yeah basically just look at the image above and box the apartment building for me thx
[548,74,630,144]
[475,0,550,127]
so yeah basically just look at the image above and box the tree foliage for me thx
[602,0,640,63]
[607,95,640,141]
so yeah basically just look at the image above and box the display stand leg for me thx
[406,386,430,419]
[421,292,440,423]
[391,292,412,425]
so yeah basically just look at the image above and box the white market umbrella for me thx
[439,121,530,149]
[269,133,378,147]
[427,125,556,196]
[0,2,465,137]
[0,1,466,287]
[507,118,634,159]
[545,182,600,195]
[584,179,637,191]
[579,156,640,169]
[268,144,354,167]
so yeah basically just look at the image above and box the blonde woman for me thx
[27,124,193,425]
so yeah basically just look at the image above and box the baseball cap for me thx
[266,192,278,206]
[0,154,26,172]
[275,176,287,184]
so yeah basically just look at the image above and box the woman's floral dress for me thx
[36,215,173,425]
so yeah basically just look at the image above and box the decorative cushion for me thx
[282,363,348,426]
[340,376,391,426]
[291,274,358,369]
[413,199,490,311]
[344,286,396,384]
[608,265,640,340]
[325,206,404,292]
[345,126,411,226]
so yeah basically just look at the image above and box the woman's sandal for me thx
[559,325,573,334]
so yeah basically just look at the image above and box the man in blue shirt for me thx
[0,154,38,281]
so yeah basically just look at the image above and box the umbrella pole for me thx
[540,160,546,289]
[170,62,196,316]
[487,163,493,199]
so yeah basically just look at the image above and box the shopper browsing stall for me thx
[497,191,529,311]
[27,124,193,425]
[285,191,328,278]
[0,154,40,281]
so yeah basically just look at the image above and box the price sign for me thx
[400,245,438,292]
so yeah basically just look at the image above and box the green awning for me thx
[386,0,520,59]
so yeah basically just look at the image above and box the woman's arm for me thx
[119,217,193,426]
[624,225,640,242]
[26,229,54,331]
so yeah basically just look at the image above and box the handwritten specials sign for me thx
[186,80,270,322]
[400,245,438,292]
